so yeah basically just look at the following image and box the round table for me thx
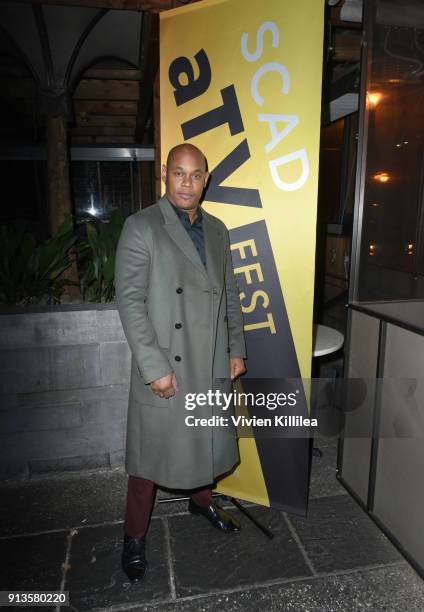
[313,324,344,358]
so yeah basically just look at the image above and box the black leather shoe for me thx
[188,499,240,533]
[121,534,148,582]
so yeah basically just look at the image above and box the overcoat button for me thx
[175,355,182,362]
[176,287,183,294]
[227,347,231,353]
[175,323,182,329]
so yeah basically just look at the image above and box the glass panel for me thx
[357,0,424,301]
[318,118,345,224]
[71,160,136,222]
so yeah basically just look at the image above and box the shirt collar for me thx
[167,198,203,226]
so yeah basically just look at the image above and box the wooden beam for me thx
[47,115,72,235]
[70,126,135,135]
[46,114,80,298]
[71,135,135,143]
[94,135,135,143]
[136,11,158,141]
[74,78,140,100]
[83,68,141,80]
[74,114,137,127]
[139,160,154,208]
[74,99,138,115]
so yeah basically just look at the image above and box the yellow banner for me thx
[160,0,324,512]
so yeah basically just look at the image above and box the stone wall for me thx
[0,304,130,479]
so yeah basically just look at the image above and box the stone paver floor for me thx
[1,436,424,611]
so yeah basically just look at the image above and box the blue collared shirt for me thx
[169,200,207,268]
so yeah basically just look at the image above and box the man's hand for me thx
[230,358,246,381]
[150,373,178,399]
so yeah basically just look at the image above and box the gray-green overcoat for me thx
[115,197,246,489]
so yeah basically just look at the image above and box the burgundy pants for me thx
[124,475,214,538]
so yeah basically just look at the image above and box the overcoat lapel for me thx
[159,197,208,280]
[203,211,224,291]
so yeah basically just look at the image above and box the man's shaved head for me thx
[166,143,207,171]
[162,143,209,216]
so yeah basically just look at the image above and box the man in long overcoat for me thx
[115,143,246,581]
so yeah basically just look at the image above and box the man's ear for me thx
[204,172,210,187]
[161,164,167,183]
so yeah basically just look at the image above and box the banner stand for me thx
[229,497,274,539]
[160,0,324,515]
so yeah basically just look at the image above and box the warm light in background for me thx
[369,244,376,256]
[388,78,400,84]
[371,202,380,208]
[373,172,390,183]
[367,92,383,107]
[406,243,414,256]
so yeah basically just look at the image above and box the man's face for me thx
[162,148,209,211]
